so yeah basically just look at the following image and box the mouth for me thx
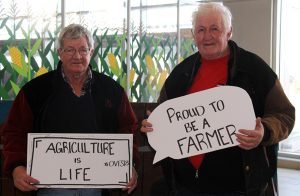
[203,43,215,47]
[71,62,83,65]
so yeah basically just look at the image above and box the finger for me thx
[127,179,137,194]
[238,129,256,137]
[141,120,153,133]
[141,119,152,127]
[237,132,257,141]
[27,176,39,184]
[15,178,38,192]
[127,183,137,194]
[141,126,153,133]
[123,169,138,193]
[237,136,257,148]
[255,117,262,129]
[146,110,152,116]
[122,180,137,194]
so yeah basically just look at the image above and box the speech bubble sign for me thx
[27,133,133,188]
[147,86,256,164]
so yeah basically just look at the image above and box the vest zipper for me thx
[195,169,199,178]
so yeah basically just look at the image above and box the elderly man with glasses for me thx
[2,24,139,196]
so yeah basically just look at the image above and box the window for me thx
[278,0,300,156]
[0,0,196,102]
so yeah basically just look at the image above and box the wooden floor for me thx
[278,168,300,196]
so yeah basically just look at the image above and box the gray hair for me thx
[192,2,232,33]
[57,24,94,49]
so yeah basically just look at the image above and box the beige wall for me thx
[225,0,273,66]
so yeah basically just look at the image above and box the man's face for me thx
[194,12,231,59]
[58,36,93,76]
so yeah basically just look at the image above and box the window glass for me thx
[278,0,300,154]
[0,0,197,103]
[0,0,60,39]
[65,0,126,33]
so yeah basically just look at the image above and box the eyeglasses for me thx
[62,47,90,56]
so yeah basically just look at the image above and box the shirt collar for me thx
[61,66,93,96]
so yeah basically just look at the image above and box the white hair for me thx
[57,24,94,49]
[192,2,232,34]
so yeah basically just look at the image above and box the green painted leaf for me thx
[0,17,9,28]
[0,86,10,100]
[10,80,20,96]
[0,53,14,73]
[16,19,24,31]
[30,56,39,72]
[120,74,126,89]
[34,29,41,38]
[44,40,53,55]
[39,50,52,70]
[5,25,13,37]
[11,63,27,78]
[31,38,42,55]
[21,27,28,40]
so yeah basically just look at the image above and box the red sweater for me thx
[187,55,228,170]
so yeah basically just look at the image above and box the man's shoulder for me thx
[23,70,56,90]
[92,71,118,84]
[91,71,124,91]
[167,52,199,82]
[174,52,199,72]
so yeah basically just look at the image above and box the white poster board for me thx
[27,133,133,188]
[147,86,256,163]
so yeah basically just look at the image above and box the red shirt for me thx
[187,55,228,170]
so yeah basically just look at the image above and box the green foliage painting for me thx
[0,7,196,102]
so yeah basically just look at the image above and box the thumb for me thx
[27,176,39,184]
[255,117,263,130]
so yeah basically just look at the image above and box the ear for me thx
[227,26,233,40]
[191,29,195,38]
[57,48,63,55]
[90,48,94,55]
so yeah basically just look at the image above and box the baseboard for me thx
[278,156,300,170]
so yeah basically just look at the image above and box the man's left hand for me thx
[236,117,264,150]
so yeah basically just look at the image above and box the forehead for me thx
[62,36,88,47]
[196,11,223,27]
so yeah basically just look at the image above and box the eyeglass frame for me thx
[61,47,91,56]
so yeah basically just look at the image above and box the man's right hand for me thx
[12,166,39,192]
[140,110,153,133]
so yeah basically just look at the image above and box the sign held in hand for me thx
[27,133,133,188]
[147,86,256,164]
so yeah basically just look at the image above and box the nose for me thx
[73,50,82,58]
[203,30,212,39]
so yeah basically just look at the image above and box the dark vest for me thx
[23,64,123,134]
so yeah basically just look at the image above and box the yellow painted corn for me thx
[158,70,168,90]
[145,54,155,76]
[35,66,48,77]
[129,68,135,86]
[107,53,119,76]
[9,47,23,67]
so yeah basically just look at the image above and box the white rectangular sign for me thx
[27,133,133,188]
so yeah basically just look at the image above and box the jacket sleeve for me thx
[2,89,33,175]
[261,79,295,145]
[158,85,168,104]
[117,91,140,170]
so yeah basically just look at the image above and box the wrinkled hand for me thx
[236,117,264,150]
[122,167,138,194]
[12,166,39,192]
[140,110,153,133]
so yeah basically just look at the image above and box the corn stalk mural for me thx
[0,4,196,102]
